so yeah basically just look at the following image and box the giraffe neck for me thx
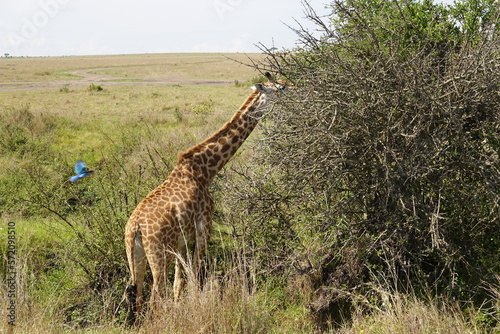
[178,89,268,183]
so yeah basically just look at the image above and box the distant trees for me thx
[230,0,500,326]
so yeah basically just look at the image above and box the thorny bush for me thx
[227,0,500,327]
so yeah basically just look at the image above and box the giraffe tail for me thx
[125,284,137,326]
[125,223,145,326]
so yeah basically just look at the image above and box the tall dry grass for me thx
[139,270,271,333]
[0,244,277,333]
[338,293,498,334]
[4,257,496,334]
[332,274,500,334]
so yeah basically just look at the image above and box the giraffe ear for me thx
[264,72,276,83]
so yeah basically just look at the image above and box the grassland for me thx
[0,53,495,333]
[0,53,259,85]
[0,53,264,162]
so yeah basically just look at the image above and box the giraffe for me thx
[124,72,288,324]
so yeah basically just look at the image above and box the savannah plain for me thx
[0,53,496,333]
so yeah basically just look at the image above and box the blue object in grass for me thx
[70,160,93,182]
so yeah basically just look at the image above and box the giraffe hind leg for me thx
[173,246,188,302]
[149,248,174,313]
[194,216,212,286]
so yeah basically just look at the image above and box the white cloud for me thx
[229,34,252,52]
[74,37,115,56]
[191,33,254,53]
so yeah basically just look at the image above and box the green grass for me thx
[0,83,255,161]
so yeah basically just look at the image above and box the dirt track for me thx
[0,68,234,92]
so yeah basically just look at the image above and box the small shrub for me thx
[173,106,183,122]
[87,83,103,92]
[193,99,215,114]
[250,75,267,84]
[0,104,58,156]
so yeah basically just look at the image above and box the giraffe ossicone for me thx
[124,72,289,325]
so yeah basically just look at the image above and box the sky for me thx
[0,0,333,57]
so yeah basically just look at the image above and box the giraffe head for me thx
[252,72,290,105]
